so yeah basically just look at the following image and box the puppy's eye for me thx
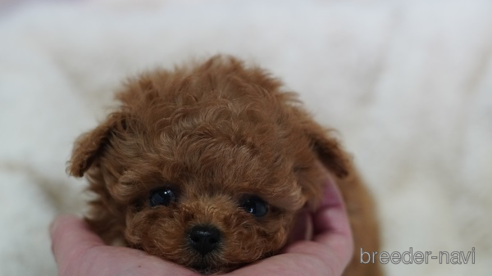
[240,196,268,217]
[149,188,176,207]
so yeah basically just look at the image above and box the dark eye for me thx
[240,196,268,217]
[149,188,176,207]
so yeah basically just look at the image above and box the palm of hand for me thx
[51,181,352,276]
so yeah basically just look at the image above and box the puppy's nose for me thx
[188,225,221,255]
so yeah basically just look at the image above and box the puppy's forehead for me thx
[159,122,292,188]
[118,59,311,208]
[150,101,307,210]
[121,57,299,134]
[139,70,303,177]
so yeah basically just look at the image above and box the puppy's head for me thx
[69,56,349,273]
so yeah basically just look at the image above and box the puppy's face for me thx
[69,57,348,274]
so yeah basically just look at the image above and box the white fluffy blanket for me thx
[1,1,491,275]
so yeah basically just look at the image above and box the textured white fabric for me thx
[1,0,491,275]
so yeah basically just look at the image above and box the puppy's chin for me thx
[139,238,280,274]
[166,248,270,274]
[189,262,238,275]
[173,252,240,275]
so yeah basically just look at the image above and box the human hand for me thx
[50,177,353,276]
[50,215,200,276]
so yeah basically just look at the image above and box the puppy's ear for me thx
[68,112,126,177]
[303,120,350,178]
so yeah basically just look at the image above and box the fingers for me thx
[315,176,354,265]
[282,176,354,275]
[50,215,104,266]
[50,215,200,276]
[311,205,354,265]
[285,208,313,245]
[312,176,353,256]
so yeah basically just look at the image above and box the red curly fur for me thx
[68,56,381,275]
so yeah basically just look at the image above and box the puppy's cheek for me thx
[124,210,153,246]
[124,210,190,262]
[267,220,294,252]
[221,220,291,264]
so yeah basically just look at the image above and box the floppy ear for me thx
[68,112,126,177]
[304,120,350,178]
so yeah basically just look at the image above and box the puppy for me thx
[68,56,381,275]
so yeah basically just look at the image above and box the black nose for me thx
[188,225,221,255]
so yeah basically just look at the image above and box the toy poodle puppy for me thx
[68,56,381,275]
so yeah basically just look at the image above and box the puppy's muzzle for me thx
[188,225,221,255]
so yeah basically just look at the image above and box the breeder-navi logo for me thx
[360,247,475,265]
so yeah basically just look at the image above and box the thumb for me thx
[50,215,104,266]
[285,208,313,246]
